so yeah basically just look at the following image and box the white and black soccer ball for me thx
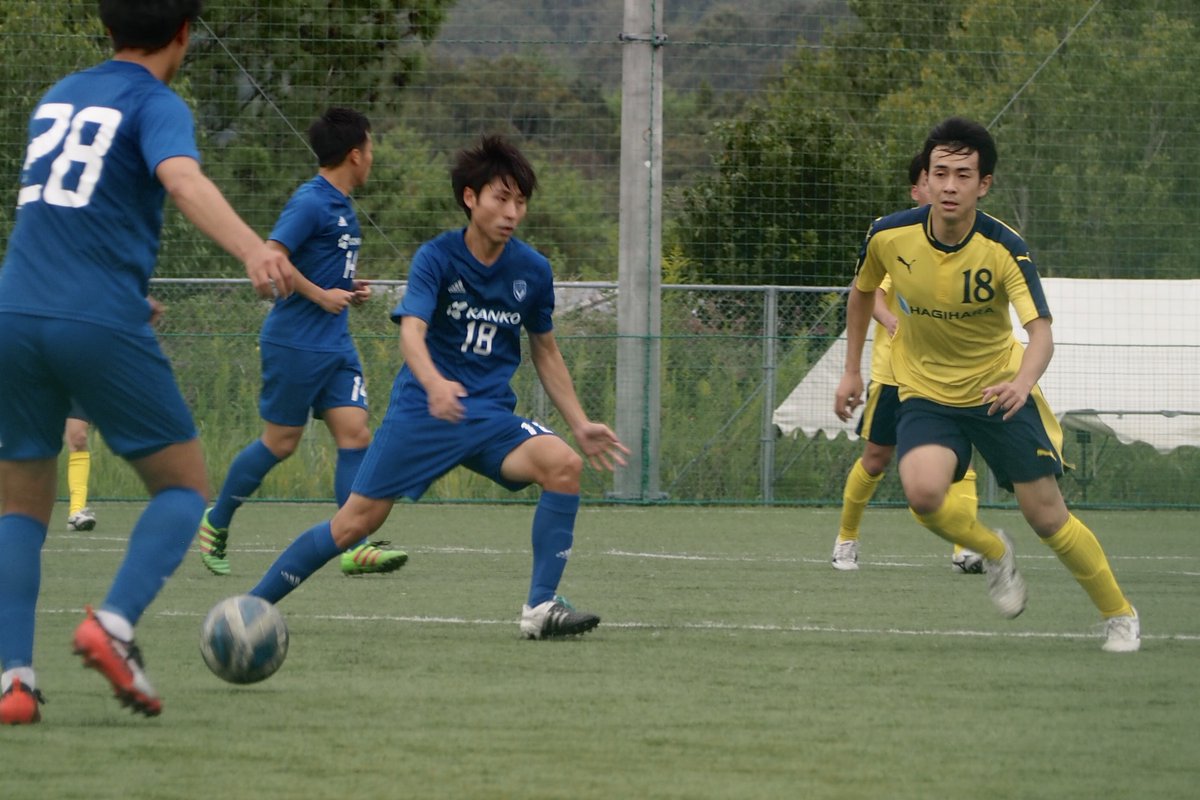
[199,594,289,684]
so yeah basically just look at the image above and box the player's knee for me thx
[860,446,893,475]
[905,485,945,516]
[339,427,371,450]
[266,439,299,460]
[539,449,583,493]
[329,497,388,547]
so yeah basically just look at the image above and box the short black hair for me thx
[907,151,925,186]
[922,117,998,177]
[451,135,538,219]
[99,0,202,52]
[308,108,371,168]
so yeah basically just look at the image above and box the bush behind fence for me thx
[68,280,1200,509]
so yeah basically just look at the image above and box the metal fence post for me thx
[760,287,778,502]
[614,0,665,500]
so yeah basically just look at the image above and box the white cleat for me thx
[67,508,97,532]
[951,548,986,574]
[983,530,1027,619]
[519,597,600,640]
[830,537,860,571]
[1102,607,1141,653]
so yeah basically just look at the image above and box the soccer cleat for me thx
[830,537,860,571]
[520,596,600,640]
[340,540,408,576]
[198,508,231,576]
[1102,607,1141,653]
[67,507,97,532]
[983,529,1027,619]
[0,678,46,725]
[71,606,162,717]
[951,547,986,574]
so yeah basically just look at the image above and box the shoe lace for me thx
[1104,615,1135,639]
[364,540,393,550]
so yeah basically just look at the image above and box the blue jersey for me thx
[390,230,555,416]
[260,175,360,352]
[0,60,200,334]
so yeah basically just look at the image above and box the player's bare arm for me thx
[266,242,354,313]
[835,285,874,421]
[399,315,466,423]
[872,287,899,337]
[156,156,296,299]
[983,317,1055,421]
[528,331,629,471]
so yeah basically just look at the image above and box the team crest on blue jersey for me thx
[512,280,527,302]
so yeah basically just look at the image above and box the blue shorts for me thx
[259,342,367,427]
[352,409,559,500]
[896,394,1064,492]
[855,381,900,446]
[0,314,196,460]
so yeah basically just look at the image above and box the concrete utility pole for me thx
[614,0,665,500]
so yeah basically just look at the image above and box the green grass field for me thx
[4,503,1198,799]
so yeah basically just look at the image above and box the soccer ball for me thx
[199,594,289,684]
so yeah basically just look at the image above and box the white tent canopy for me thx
[774,279,1200,453]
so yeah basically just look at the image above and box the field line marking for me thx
[34,607,1200,643]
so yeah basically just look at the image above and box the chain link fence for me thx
[3,1,1198,506]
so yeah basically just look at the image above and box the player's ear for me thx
[978,174,993,197]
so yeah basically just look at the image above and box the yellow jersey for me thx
[853,206,1051,407]
[869,274,898,385]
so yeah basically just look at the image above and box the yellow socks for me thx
[911,489,1005,560]
[68,451,91,515]
[948,468,979,558]
[1043,515,1134,618]
[837,458,883,541]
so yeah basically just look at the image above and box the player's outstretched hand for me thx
[574,422,630,472]
[835,372,864,422]
[245,243,297,299]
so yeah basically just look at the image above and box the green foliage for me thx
[0,1,106,234]
[674,0,1200,284]
[670,105,893,286]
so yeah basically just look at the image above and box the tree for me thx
[669,0,1200,287]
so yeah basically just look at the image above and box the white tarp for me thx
[773,279,1200,453]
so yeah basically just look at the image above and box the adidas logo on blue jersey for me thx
[337,216,348,227]
[447,279,465,294]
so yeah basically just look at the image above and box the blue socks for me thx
[335,446,369,550]
[249,521,342,604]
[335,447,367,507]
[527,491,580,607]
[0,515,48,670]
[209,440,280,529]
[102,487,205,626]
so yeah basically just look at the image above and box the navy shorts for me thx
[259,342,368,427]
[855,381,900,446]
[896,394,1064,492]
[0,314,195,460]
[352,409,559,500]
